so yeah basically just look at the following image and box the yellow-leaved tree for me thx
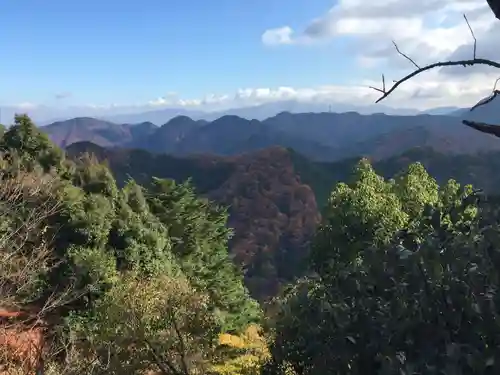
[209,324,270,375]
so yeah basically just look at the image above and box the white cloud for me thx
[261,26,295,46]
[147,85,378,110]
[15,102,39,110]
[148,92,232,108]
[261,0,495,64]
[260,0,500,110]
[135,77,500,111]
[8,72,499,125]
[263,0,493,47]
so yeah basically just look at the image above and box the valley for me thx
[49,108,500,301]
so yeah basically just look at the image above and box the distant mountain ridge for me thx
[42,108,500,162]
[3,100,462,126]
[101,100,427,124]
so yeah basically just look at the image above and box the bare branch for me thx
[0,166,81,375]
[145,338,184,375]
[392,40,420,69]
[373,58,500,103]
[371,15,500,105]
[169,307,190,375]
[462,120,500,137]
[463,14,476,59]
[470,89,500,111]
[369,74,386,94]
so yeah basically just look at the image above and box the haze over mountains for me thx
[37,97,500,164]
[1,99,465,126]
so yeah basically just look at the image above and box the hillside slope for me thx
[66,142,320,300]
[67,141,500,299]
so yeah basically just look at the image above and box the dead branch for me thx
[373,57,500,104]
[0,165,84,375]
[470,78,500,111]
[392,40,419,69]
[369,11,500,138]
[145,338,184,375]
[463,15,476,59]
[370,14,500,106]
[463,120,500,137]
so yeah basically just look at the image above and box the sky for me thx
[1,0,500,117]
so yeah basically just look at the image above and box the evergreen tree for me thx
[266,161,500,375]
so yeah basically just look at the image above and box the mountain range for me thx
[100,100,441,125]
[40,101,500,163]
[13,99,499,299]
[2,99,465,127]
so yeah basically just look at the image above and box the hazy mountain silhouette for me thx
[42,111,500,162]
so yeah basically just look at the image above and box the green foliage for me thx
[0,115,260,373]
[309,159,409,279]
[267,160,500,375]
[0,114,63,172]
[11,114,500,375]
[147,177,261,332]
[65,273,221,375]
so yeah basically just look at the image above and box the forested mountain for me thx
[4,113,500,374]
[66,142,321,300]
[41,109,500,162]
[66,140,500,301]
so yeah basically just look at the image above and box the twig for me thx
[369,74,386,94]
[145,338,183,375]
[169,307,190,375]
[392,40,420,69]
[463,14,476,59]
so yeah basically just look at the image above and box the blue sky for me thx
[0,0,496,114]
[0,0,364,106]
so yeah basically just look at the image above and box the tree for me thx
[0,158,76,374]
[0,114,63,172]
[266,161,500,374]
[209,324,270,375]
[309,160,435,280]
[0,115,261,373]
[146,178,261,332]
[63,273,221,375]
[369,3,500,137]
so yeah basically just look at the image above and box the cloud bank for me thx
[262,0,500,109]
